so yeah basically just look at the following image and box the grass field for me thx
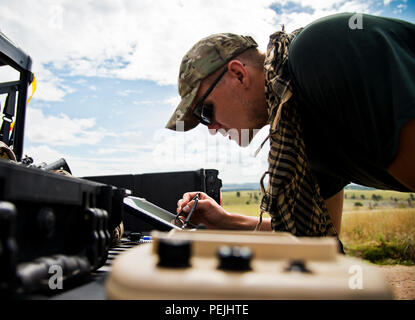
[221,189,415,265]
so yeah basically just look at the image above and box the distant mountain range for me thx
[222,182,375,191]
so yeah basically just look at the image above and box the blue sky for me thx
[0,0,414,184]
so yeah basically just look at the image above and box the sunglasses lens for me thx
[200,104,213,125]
[193,103,212,126]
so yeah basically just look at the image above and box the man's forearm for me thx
[224,213,272,231]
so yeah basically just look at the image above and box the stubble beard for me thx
[236,93,267,147]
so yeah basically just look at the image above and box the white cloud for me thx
[0,0,379,103]
[74,79,87,85]
[0,65,20,82]
[23,145,63,164]
[25,108,112,146]
[271,0,376,31]
[32,71,68,102]
[96,148,121,156]
[22,144,136,177]
[163,96,181,107]
[393,3,407,13]
[116,89,142,97]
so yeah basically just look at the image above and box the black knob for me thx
[157,238,191,268]
[285,259,311,273]
[217,246,252,272]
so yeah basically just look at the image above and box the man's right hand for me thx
[176,191,272,231]
[176,191,232,229]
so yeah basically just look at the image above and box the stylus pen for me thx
[182,193,200,229]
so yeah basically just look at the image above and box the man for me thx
[165,13,415,239]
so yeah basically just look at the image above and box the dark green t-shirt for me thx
[287,13,415,198]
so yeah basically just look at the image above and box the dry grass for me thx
[340,209,415,244]
[340,209,415,265]
[222,190,262,216]
[222,190,415,264]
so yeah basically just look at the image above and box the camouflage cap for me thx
[165,33,258,131]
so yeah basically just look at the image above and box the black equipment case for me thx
[84,169,222,232]
[0,159,126,296]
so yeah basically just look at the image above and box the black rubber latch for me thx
[285,259,311,273]
[128,232,142,242]
[157,238,191,268]
[217,246,253,272]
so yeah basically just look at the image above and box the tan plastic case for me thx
[106,230,393,300]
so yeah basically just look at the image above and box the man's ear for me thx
[227,60,250,88]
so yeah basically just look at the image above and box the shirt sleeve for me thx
[312,170,349,200]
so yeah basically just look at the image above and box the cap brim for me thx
[165,82,201,132]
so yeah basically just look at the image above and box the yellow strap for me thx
[27,74,37,105]
[10,74,36,132]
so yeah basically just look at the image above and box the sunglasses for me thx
[192,66,228,126]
